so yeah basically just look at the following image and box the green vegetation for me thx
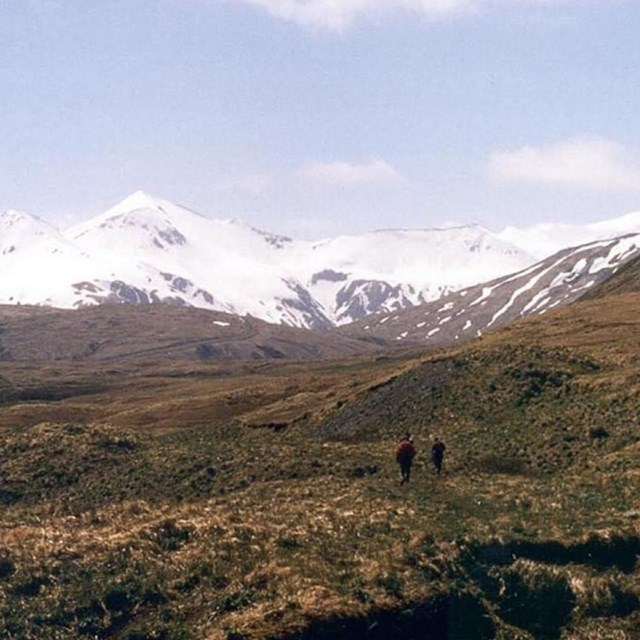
[1,286,640,638]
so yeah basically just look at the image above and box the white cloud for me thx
[489,137,640,191]
[234,0,472,31]
[297,159,404,186]
[229,0,615,31]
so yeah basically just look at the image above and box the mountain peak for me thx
[107,190,165,216]
[0,208,55,231]
[2,208,37,222]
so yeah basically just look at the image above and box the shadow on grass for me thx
[475,534,640,574]
[276,594,495,640]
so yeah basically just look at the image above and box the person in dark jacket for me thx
[396,434,416,484]
[431,438,446,475]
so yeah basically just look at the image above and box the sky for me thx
[1,0,639,239]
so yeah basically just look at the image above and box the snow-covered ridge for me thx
[343,232,640,346]
[498,209,640,259]
[0,191,540,328]
[6,192,640,330]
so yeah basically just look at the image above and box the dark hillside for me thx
[0,304,384,363]
[580,254,640,300]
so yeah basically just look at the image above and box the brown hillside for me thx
[1,266,640,639]
[0,304,384,362]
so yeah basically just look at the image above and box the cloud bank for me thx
[235,0,469,31]
[230,0,613,31]
[489,137,640,192]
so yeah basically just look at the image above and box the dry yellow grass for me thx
[2,284,640,637]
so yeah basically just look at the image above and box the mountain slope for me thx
[0,303,384,364]
[579,253,640,300]
[0,210,101,305]
[293,225,535,324]
[341,232,640,347]
[65,191,333,328]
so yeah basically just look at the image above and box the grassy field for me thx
[1,287,640,638]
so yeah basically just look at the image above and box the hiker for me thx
[396,434,416,484]
[431,438,446,475]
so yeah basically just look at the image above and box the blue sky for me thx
[1,0,639,238]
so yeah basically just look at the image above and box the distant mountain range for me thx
[0,191,535,328]
[2,191,640,332]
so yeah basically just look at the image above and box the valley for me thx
[1,261,639,639]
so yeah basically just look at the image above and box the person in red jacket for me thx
[396,434,416,485]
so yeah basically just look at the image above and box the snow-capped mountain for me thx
[296,225,534,325]
[0,209,101,305]
[498,210,640,259]
[64,191,331,328]
[342,232,640,346]
[0,192,537,328]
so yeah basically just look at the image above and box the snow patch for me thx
[470,287,495,307]
[487,254,568,328]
